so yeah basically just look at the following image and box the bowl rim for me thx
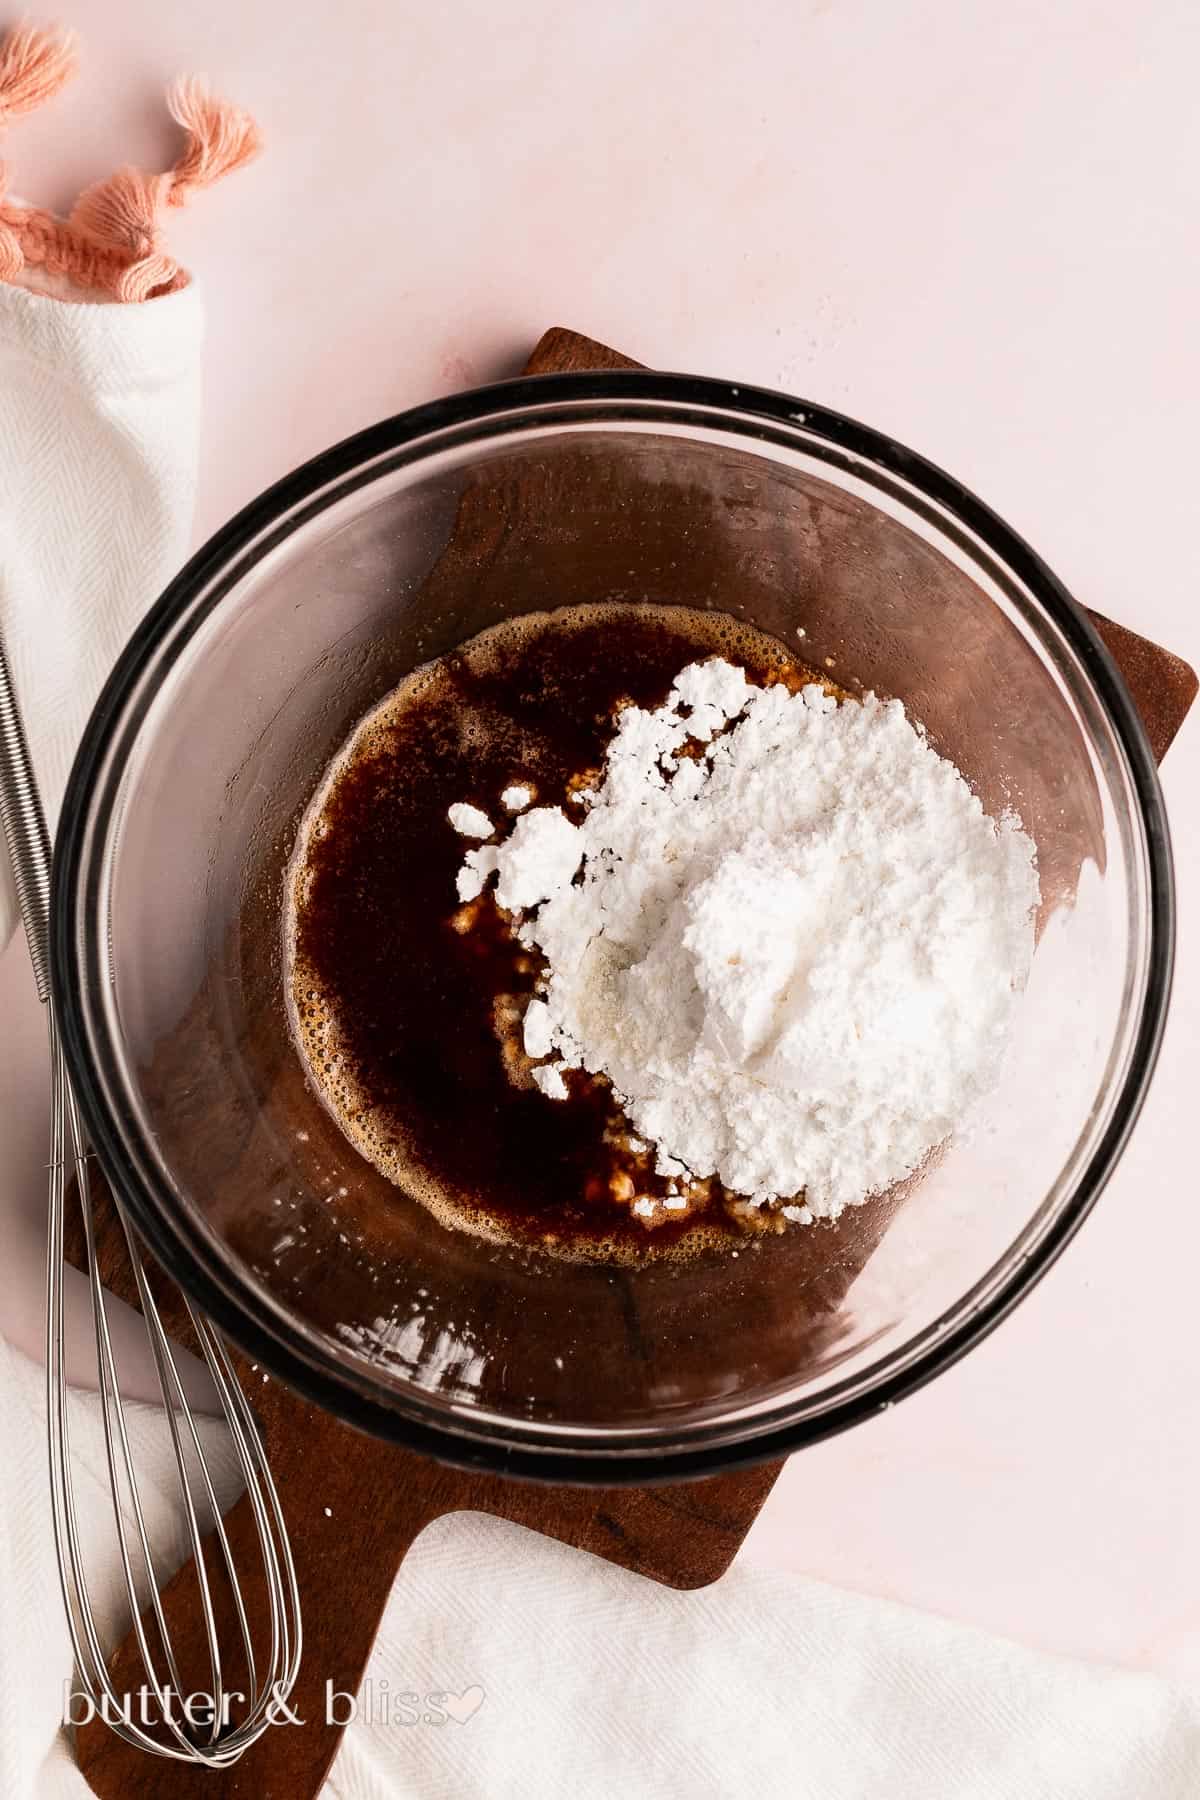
[51,369,1175,1485]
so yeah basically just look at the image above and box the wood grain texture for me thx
[523,324,644,373]
[1086,609,1198,765]
[67,326,1197,1798]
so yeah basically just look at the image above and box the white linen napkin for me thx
[0,276,203,951]
[0,20,260,952]
[0,1337,1197,1799]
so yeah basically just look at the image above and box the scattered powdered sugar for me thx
[459,806,581,908]
[455,658,1039,1221]
[501,783,534,812]
[531,1063,569,1100]
[447,802,494,839]
[522,998,556,1059]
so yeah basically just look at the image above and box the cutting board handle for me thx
[78,1422,459,1798]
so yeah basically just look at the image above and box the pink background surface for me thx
[2,0,1199,1677]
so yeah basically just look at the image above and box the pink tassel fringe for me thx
[0,20,260,300]
[0,19,77,125]
[0,21,78,278]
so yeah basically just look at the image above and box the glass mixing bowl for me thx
[52,373,1173,1483]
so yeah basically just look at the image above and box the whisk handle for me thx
[0,637,53,1002]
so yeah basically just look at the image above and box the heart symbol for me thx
[440,1685,486,1724]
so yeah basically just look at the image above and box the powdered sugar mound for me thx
[531,1063,569,1101]
[455,658,1039,1220]
[475,808,582,911]
[447,802,493,839]
[522,998,556,1059]
[456,846,498,903]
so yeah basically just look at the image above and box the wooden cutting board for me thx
[68,326,1198,1799]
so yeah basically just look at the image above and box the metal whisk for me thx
[0,637,301,1765]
